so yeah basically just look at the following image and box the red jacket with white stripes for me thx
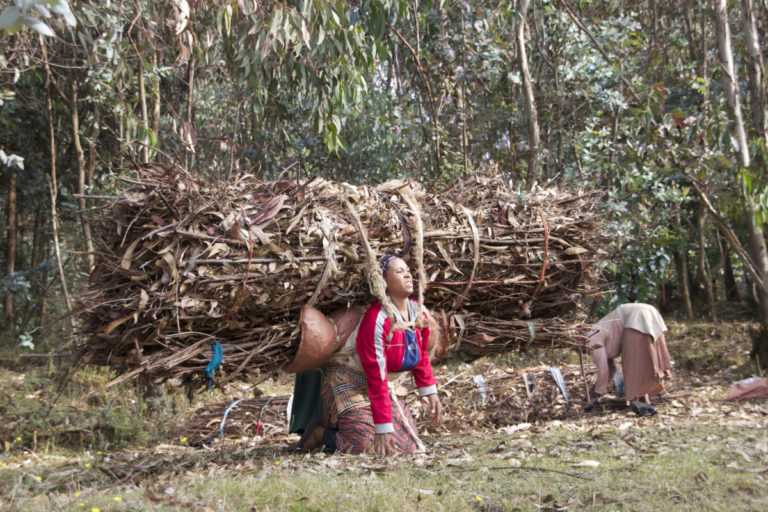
[356,299,437,434]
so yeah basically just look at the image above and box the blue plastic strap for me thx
[220,398,245,439]
[204,340,223,391]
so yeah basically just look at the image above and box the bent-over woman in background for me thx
[586,302,673,415]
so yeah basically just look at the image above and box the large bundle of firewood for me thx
[78,164,607,383]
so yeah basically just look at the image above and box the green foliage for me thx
[0,0,75,37]
[3,0,768,348]
[229,1,399,153]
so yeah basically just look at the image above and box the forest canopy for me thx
[2,0,768,365]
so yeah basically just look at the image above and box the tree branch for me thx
[683,170,768,296]
[386,21,442,185]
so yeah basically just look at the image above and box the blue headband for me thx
[379,255,398,275]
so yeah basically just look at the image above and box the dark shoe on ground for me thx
[631,401,657,417]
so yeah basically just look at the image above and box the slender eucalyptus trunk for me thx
[458,84,470,175]
[87,106,99,187]
[4,171,17,324]
[517,0,540,192]
[459,10,470,174]
[649,0,658,81]
[228,92,243,179]
[387,17,442,182]
[718,228,741,301]
[697,203,717,320]
[714,0,768,364]
[674,250,695,320]
[508,121,518,181]
[71,78,95,274]
[742,0,767,151]
[20,209,43,332]
[152,51,160,139]
[186,57,196,171]
[36,237,50,324]
[41,36,75,334]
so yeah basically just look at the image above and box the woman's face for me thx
[384,258,414,298]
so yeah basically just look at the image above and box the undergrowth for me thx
[0,365,192,454]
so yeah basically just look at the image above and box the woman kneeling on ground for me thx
[298,255,442,455]
[586,302,673,416]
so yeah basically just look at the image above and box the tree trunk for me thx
[508,120,518,182]
[152,50,161,141]
[35,237,50,325]
[87,106,100,187]
[19,209,43,332]
[228,93,243,179]
[714,0,768,365]
[674,250,695,320]
[186,57,196,171]
[649,0,658,81]
[718,228,741,301]
[71,78,95,274]
[41,36,75,335]
[682,3,699,64]
[517,0,540,192]
[459,10,470,175]
[742,0,767,151]
[458,83,470,175]
[697,203,718,320]
[700,1,707,83]
[387,18,442,182]
[4,171,17,324]
[138,58,149,163]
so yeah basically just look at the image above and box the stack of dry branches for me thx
[408,364,596,430]
[78,163,608,383]
[181,395,291,444]
[179,364,599,442]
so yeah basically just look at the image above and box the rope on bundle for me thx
[388,199,413,258]
[400,188,428,329]
[342,198,397,324]
[388,381,426,453]
[453,205,480,310]
[307,216,337,307]
[344,190,429,335]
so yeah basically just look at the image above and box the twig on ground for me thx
[451,464,594,480]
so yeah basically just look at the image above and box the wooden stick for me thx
[579,348,592,404]
[452,465,593,480]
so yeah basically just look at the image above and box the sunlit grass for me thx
[2,416,765,511]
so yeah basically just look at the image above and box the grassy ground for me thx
[1,320,767,511]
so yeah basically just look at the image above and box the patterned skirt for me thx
[321,364,420,454]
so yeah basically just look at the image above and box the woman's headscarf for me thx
[378,254,399,276]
